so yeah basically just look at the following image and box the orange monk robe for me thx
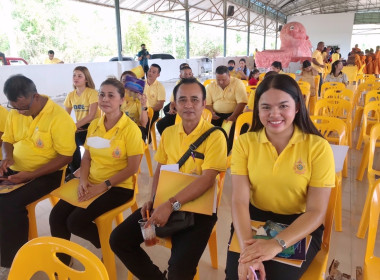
[355,54,362,69]
[367,56,374,74]
[361,55,367,74]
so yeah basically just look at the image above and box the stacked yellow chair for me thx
[320,82,345,97]
[357,123,380,239]
[353,82,380,129]
[363,180,380,279]
[310,116,348,232]
[341,65,358,85]
[9,237,109,280]
[234,112,253,141]
[356,102,380,181]
[127,172,226,280]
[94,175,139,280]
[323,88,354,104]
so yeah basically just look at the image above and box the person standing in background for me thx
[44,50,64,64]
[137,44,151,79]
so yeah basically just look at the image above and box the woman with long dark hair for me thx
[325,60,348,85]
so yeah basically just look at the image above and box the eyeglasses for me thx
[176,97,202,105]
[7,95,35,111]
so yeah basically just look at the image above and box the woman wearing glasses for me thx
[64,66,100,176]
[49,78,143,265]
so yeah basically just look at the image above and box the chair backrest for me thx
[364,90,380,105]
[175,108,212,124]
[323,88,354,104]
[321,82,346,96]
[310,116,347,145]
[299,86,311,109]
[203,79,215,87]
[362,102,380,143]
[342,65,358,84]
[284,73,296,79]
[314,75,320,93]
[314,98,353,121]
[364,178,380,265]
[8,236,109,280]
[259,73,266,81]
[322,181,338,249]
[297,80,311,90]
[234,112,253,141]
[367,123,380,180]
[246,85,257,95]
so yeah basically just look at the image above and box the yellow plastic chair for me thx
[127,172,226,280]
[8,236,109,280]
[234,112,253,141]
[27,168,66,240]
[358,64,366,75]
[323,63,332,80]
[245,85,256,95]
[143,140,153,177]
[299,85,311,110]
[357,74,376,84]
[175,108,212,124]
[94,175,139,280]
[323,88,354,104]
[363,181,380,279]
[147,107,159,150]
[300,184,337,280]
[321,82,345,97]
[203,79,215,87]
[297,80,311,90]
[357,124,380,239]
[259,72,266,81]
[356,102,380,181]
[310,116,347,232]
[314,98,353,147]
[353,85,380,130]
[342,65,358,85]
[284,72,296,79]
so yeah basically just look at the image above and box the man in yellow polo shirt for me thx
[0,105,8,161]
[43,50,64,64]
[206,65,247,149]
[110,78,227,280]
[0,75,76,274]
[312,41,325,96]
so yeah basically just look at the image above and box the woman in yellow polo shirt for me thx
[226,74,335,280]
[50,78,143,265]
[0,105,8,160]
[120,71,149,141]
[64,66,99,175]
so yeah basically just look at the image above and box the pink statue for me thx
[255,22,312,69]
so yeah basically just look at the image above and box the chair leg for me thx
[353,108,363,130]
[356,143,369,181]
[116,213,124,226]
[127,272,134,280]
[144,147,153,177]
[151,121,158,151]
[27,203,38,240]
[49,195,59,206]
[334,173,343,232]
[96,217,118,280]
[343,157,348,178]
[356,125,364,150]
[193,267,200,280]
[357,184,376,238]
[208,228,218,269]
[131,201,138,213]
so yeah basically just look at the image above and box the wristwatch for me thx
[104,180,112,190]
[169,197,181,211]
[142,107,148,111]
[274,237,286,250]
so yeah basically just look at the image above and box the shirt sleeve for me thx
[235,80,248,104]
[50,113,77,156]
[125,122,144,157]
[309,138,335,188]
[157,83,166,101]
[201,129,227,172]
[88,89,99,104]
[1,111,15,144]
[0,108,8,133]
[206,84,213,106]
[63,92,72,108]
[230,134,249,175]
[154,130,168,164]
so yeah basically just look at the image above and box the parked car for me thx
[109,56,134,62]
[150,53,175,60]
[0,52,28,65]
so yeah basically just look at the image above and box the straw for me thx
[249,266,258,280]
[146,210,150,220]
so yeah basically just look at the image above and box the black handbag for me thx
[155,127,228,238]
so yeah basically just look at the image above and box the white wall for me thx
[288,13,355,60]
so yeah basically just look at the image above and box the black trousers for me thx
[110,208,217,280]
[211,112,235,152]
[0,170,63,267]
[146,110,160,144]
[69,129,88,174]
[225,204,323,280]
[49,187,133,255]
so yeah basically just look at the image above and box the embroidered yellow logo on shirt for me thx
[112,147,121,158]
[36,138,44,148]
[294,159,306,175]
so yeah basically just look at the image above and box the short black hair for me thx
[228,60,235,65]
[180,66,192,71]
[302,60,311,68]
[141,44,146,47]
[3,75,37,102]
[271,61,282,70]
[216,65,229,75]
[48,50,54,55]
[150,63,161,73]
[173,78,206,101]
[180,63,189,70]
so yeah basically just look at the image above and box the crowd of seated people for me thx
[0,56,341,280]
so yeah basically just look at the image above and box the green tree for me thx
[124,17,151,57]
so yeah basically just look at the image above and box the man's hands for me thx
[0,158,15,176]
[143,201,173,228]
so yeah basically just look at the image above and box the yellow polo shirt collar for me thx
[258,126,306,145]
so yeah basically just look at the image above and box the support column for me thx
[275,12,278,50]
[223,0,227,57]
[263,5,267,50]
[185,0,190,59]
[247,3,250,56]
[114,0,123,61]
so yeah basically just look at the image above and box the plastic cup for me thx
[138,219,157,246]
